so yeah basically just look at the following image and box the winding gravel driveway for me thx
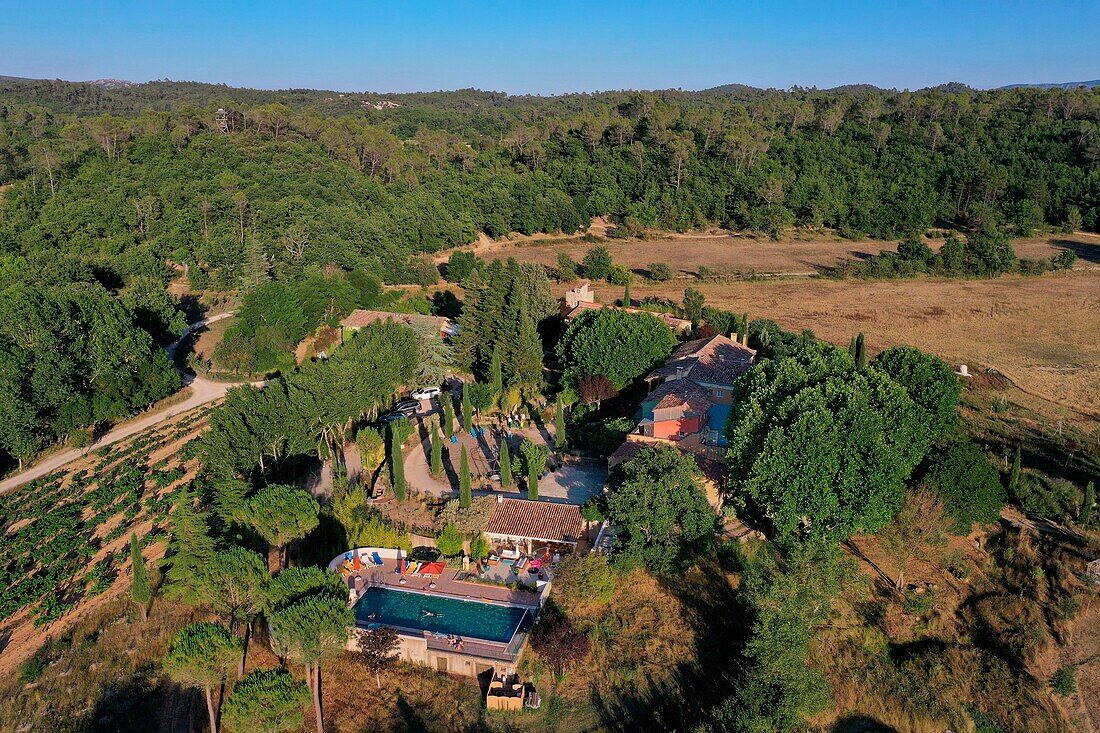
[0,312,241,496]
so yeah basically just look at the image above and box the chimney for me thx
[675,366,684,380]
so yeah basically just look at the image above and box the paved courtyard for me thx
[402,398,607,506]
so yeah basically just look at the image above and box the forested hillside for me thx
[1,79,1099,469]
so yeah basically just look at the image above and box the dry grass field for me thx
[482,229,1094,276]
[636,271,1100,420]
[487,231,1100,422]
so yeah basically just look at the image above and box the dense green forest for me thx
[1,78,1099,468]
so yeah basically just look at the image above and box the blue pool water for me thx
[353,587,529,643]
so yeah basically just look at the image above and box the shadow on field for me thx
[1050,238,1100,265]
[590,560,750,732]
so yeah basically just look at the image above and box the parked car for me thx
[393,399,419,414]
[411,386,441,401]
[378,411,407,424]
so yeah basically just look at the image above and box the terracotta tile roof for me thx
[485,498,585,544]
[648,335,755,386]
[645,378,713,414]
[561,301,691,332]
[341,309,451,332]
[562,301,603,320]
[608,437,726,485]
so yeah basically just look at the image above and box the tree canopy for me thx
[606,444,716,574]
[725,341,932,540]
[557,308,677,391]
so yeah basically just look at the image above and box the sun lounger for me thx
[372,551,383,566]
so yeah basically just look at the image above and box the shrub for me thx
[922,438,1005,534]
[436,524,464,557]
[647,262,673,281]
[1051,666,1077,695]
[553,554,617,609]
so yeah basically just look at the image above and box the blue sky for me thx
[2,1,1097,93]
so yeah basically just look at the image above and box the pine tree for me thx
[490,345,503,397]
[430,421,443,478]
[442,392,455,437]
[163,489,216,605]
[854,333,867,369]
[130,531,152,621]
[499,440,512,490]
[508,314,544,388]
[1080,480,1094,525]
[459,445,472,508]
[462,381,473,432]
[1008,447,1021,496]
[389,426,407,501]
[555,395,567,451]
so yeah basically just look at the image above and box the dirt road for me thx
[0,312,240,496]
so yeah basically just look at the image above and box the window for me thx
[714,389,725,397]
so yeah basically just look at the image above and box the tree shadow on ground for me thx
[1050,238,1100,265]
[86,674,202,733]
[590,561,751,732]
[833,715,900,733]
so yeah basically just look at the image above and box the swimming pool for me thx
[353,586,530,643]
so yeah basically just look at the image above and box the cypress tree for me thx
[442,392,454,437]
[527,461,539,501]
[462,381,473,432]
[430,421,443,477]
[1008,446,1021,496]
[459,445,472,508]
[499,440,512,490]
[848,335,858,360]
[854,333,867,369]
[623,279,631,307]
[130,532,152,621]
[490,345,503,397]
[1081,481,1095,525]
[739,313,749,344]
[389,426,407,500]
[555,395,567,451]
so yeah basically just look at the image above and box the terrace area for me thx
[330,547,542,607]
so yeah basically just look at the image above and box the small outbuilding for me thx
[484,497,586,557]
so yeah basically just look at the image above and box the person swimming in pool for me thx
[422,610,442,618]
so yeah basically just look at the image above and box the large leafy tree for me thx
[725,341,928,540]
[163,622,242,733]
[557,308,677,391]
[708,541,846,733]
[222,668,311,733]
[606,444,716,574]
[243,484,320,573]
[871,345,959,443]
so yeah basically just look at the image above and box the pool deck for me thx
[341,555,542,610]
